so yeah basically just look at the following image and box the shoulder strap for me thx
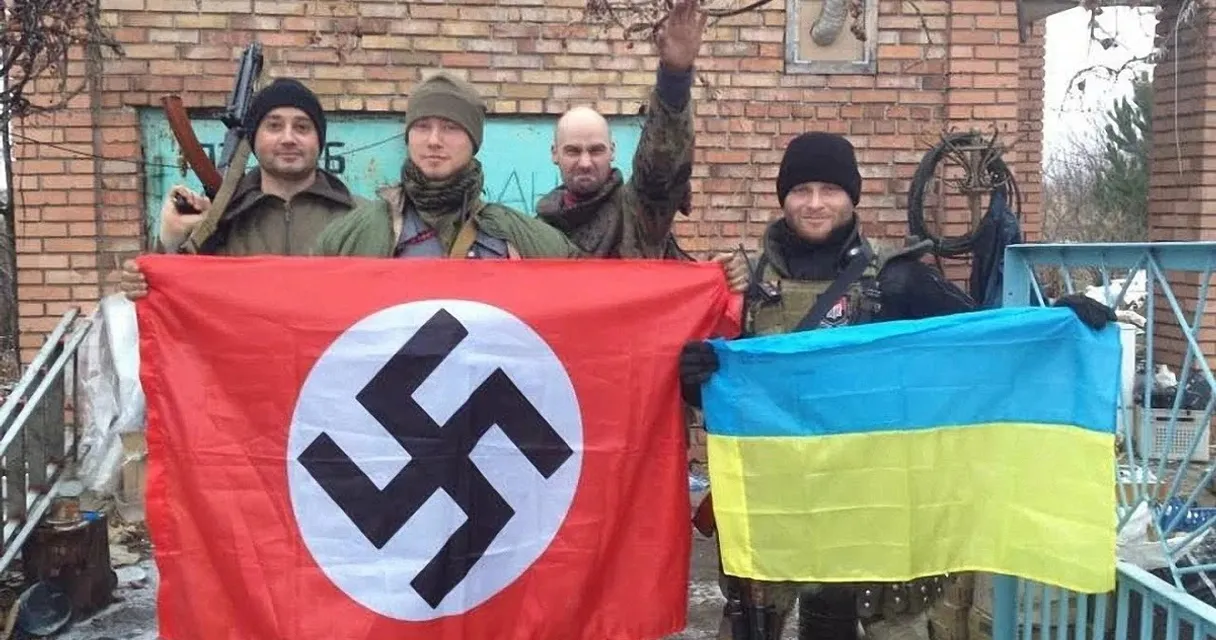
[449,201,510,259]
[449,219,480,258]
[746,253,772,302]
[794,243,875,332]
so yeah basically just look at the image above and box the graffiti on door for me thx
[139,109,643,245]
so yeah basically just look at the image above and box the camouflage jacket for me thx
[536,71,695,260]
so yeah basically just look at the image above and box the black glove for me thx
[679,341,719,408]
[1054,293,1117,330]
[679,341,719,387]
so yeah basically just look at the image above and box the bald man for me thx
[538,0,706,263]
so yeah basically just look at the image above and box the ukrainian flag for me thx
[701,306,1120,594]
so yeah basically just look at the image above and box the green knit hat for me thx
[406,72,486,152]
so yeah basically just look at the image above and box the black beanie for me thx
[776,132,862,206]
[242,78,327,147]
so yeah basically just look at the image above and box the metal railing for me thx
[0,308,91,573]
[994,242,1216,640]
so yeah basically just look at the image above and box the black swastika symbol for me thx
[298,309,574,608]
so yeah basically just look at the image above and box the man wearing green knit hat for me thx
[314,72,581,259]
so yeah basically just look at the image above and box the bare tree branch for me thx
[0,0,123,380]
[583,0,781,42]
[0,0,123,122]
[1061,53,1156,105]
[902,0,934,45]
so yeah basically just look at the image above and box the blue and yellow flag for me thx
[701,306,1120,594]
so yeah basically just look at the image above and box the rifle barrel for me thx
[222,43,264,129]
[216,128,242,175]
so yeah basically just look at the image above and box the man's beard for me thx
[566,173,603,197]
[263,161,316,183]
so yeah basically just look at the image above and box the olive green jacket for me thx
[313,184,583,259]
[158,168,364,256]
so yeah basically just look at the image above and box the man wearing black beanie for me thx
[121,77,365,298]
[677,131,1117,640]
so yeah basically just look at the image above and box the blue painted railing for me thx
[995,242,1216,640]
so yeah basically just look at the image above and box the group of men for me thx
[120,0,745,294]
[117,0,1119,636]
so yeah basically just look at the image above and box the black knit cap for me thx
[242,78,327,147]
[776,132,862,206]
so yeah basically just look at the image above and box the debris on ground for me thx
[106,520,150,569]
[0,505,157,640]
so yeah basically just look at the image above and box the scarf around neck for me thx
[401,158,486,250]
[538,168,624,257]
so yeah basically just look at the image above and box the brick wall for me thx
[1017,20,1046,242]
[1148,1,1214,371]
[11,0,1045,369]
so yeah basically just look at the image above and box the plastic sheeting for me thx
[75,294,145,495]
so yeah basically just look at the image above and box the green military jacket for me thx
[164,168,364,257]
[536,89,694,259]
[313,184,583,259]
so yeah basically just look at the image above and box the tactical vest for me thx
[745,260,877,337]
[745,238,925,336]
[393,205,509,259]
[743,235,955,621]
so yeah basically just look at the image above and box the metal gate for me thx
[994,242,1216,640]
[0,308,91,573]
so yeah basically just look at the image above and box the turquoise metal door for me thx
[139,109,643,245]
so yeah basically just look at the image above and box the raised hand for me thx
[655,0,707,72]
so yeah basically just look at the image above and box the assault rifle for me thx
[161,41,264,254]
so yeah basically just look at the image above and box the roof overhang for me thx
[1017,0,1135,41]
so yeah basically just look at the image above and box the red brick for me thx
[9,0,1048,364]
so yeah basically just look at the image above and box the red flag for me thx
[136,256,739,640]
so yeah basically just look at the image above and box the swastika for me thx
[297,309,574,609]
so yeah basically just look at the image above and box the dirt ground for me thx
[42,529,796,640]
[668,533,799,640]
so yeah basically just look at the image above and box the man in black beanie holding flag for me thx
[678,131,1115,640]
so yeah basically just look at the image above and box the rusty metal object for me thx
[22,509,116,621]
[43,497,80,528]
[906,128,1021,259]
[935,129,1017,227]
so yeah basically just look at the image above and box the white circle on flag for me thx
[286,299,584,620]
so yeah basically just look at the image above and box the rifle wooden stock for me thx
[179,137,252,255]
[162,95,223,195]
